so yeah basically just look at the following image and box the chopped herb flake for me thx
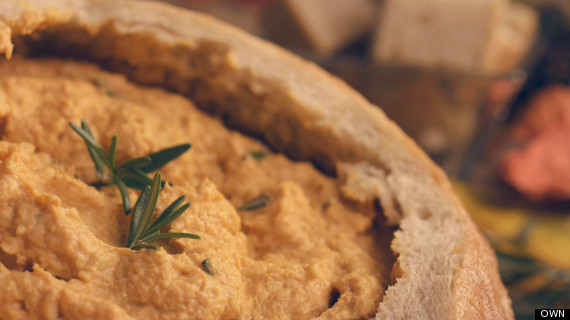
[239,194,269,211]
[202,258,213,275]
[249,151,267,161]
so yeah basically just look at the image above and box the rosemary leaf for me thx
[117,179,131,215]
[109,135,118,170]
[145,196,189,235]
[77,120,99,148]
[117,168,155,191]
[139,144,191,173]
[127,185,151,248]
[86,144,107,178]
[80,121,112,170]
[70,122,107,176]
[121,178,151,191]
[131,243,160,251]
[239,194,269,211]
[140,232,200,243]
[116,157,152,172]
[131,173,162,247]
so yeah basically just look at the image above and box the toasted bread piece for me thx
[262,0,375,55]
[372,0,537,74]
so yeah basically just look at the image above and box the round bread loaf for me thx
[0,1,513,319]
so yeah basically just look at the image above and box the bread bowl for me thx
[0,1,513,319]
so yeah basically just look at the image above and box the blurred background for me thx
[155,0,569,318]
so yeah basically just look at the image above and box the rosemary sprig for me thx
[238,194,269,210]
[70,120,191,214]
[127,172,200,250]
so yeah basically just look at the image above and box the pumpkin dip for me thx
[0,58,390,319]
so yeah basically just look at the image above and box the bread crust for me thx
[0,1,513,319]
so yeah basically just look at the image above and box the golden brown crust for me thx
[0,1,513,319]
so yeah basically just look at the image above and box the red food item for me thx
[500,86,570,201]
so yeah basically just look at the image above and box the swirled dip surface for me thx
[0,59,388,320]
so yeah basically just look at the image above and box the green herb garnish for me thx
[90,79,116,97]
[127,172,200,250]
[202,258,213,275]
[70,120,191,214]
[249,151,267,161]
[238,194,269,211]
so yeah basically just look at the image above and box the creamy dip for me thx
[0,59,388,319]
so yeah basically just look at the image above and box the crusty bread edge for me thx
[0,1,513,319]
